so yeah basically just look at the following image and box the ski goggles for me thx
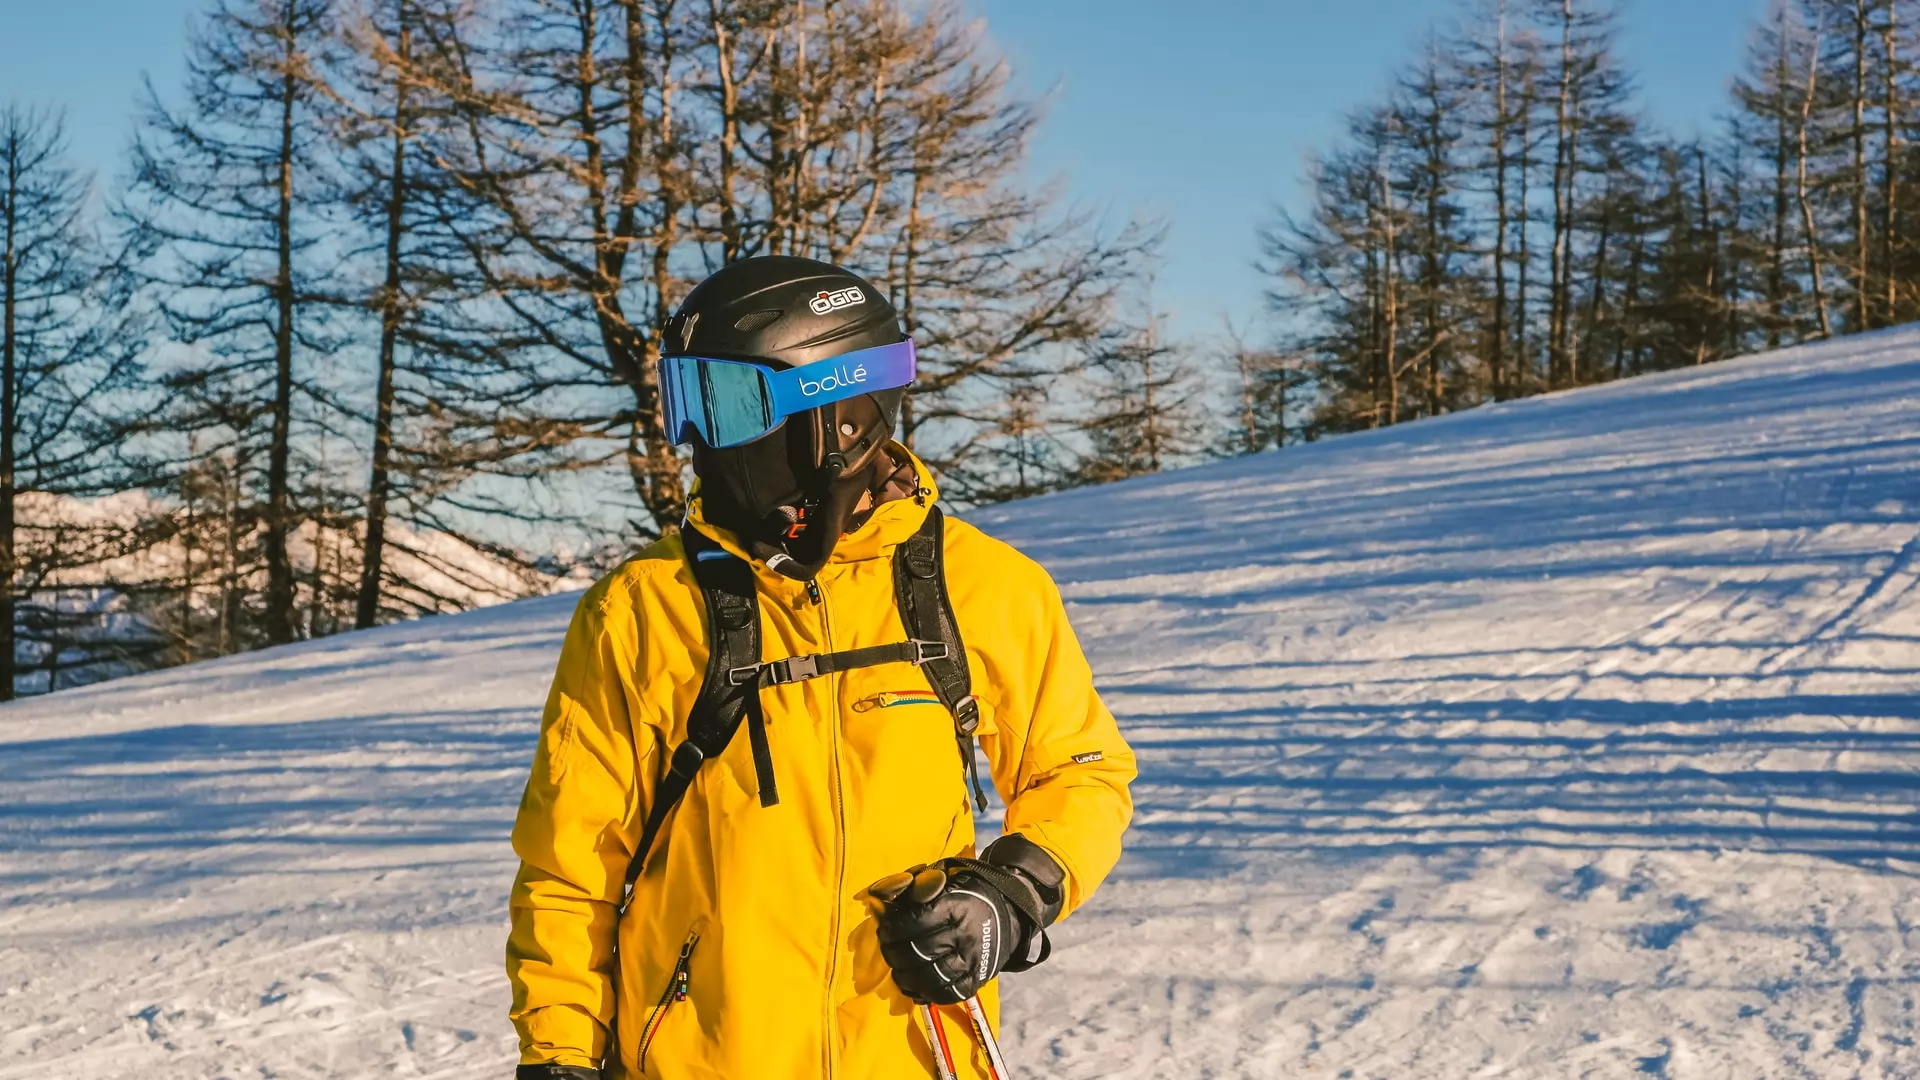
[659,339,917,449]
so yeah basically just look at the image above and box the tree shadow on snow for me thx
[1109,689,1920,880]
[0,707,540,892]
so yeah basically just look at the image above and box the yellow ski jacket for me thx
[506,450,1136,1079]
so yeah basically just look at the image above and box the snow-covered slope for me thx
[11,490,587,694]
[7,329,1920,1078]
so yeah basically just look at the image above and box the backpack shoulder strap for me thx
[622,527,775,908]
[893,506,989,811]
[623,510,980,909]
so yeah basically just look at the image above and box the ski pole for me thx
[965,996,1012,1080]
[920,1002,959,1080]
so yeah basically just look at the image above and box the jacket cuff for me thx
[983,832,1066,927]
[984,833,1068,973]
[516,1066,601,1080]
[514,1003,607,1073]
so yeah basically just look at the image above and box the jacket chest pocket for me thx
[845,673,997,837]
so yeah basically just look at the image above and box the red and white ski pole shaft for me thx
[964,996,1012,1080]
[921,998,1012,1080]
[920,1002,959,1080]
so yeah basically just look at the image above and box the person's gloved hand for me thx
[865,834,1066,1005]
[515,1065,600,1080]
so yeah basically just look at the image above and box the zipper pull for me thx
[806,579,823,606]
[673,935,696,1001]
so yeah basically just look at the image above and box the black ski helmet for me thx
[663,256,909,566]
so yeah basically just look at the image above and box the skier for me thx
[506,256,1136,1080]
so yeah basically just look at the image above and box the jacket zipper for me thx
[817,574,847,1079]
[638,931,699,1075]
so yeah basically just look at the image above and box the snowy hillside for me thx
[7,329,1920,1078]
[10,490,586,695]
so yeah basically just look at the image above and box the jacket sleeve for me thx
[506,583,658,1068]
[980,560,1137,921]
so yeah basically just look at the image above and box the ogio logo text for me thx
[810,287,867,315]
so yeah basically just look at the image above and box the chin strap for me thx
[754,451,883,580]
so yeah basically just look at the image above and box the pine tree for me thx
[1392,37,1479,415]
[1217,328,1299,456]
[946,377,1072,503]
[121,0,340,649]
[1730,2,1819,347]
[1531,0,1639,388]
[326,0,577,627]
[1456,0,1539,401]
[1076,311,1197,485]
[1262,107,1402,434]
[340,0,415,629]
[1,107,152,697]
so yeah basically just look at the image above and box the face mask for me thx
[691,394,896,578]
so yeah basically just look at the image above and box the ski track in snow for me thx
[7,329,1920,1077]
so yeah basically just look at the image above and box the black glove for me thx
[867,834,1066,1005]
[516,1066,600,1080]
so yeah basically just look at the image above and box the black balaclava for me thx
[668,256,909,579]
[692,392,899,578]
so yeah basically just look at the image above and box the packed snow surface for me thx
[8,330,1920,1078]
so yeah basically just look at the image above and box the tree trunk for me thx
[1853,0,1872,330]
[1615,231,1645,378]
[1421,66,1444,417]
[711,10,743,262]
[1380,161,1401,426]
[1723,146,1744,355]
[1696,148,1719,365]
[1142,317,1161,472]
[1275,353,1289,447]
[357,15,411,631]
[555,0,677,534]
[220,462,238,655]
[1581,173,1614,380]
[1517,69,1534,387]
[898,165,925,446]
[263,7,301,646]
[1236,342,1257,454]
[1,132,17,700]
[1365,222,1383,426]
[1491,0,1511,401]
[1883,1,1899,321]
[1799,15,1835,338]
[1768,10,1791,349]
[181,458,198,663]
[630,0,685,534]
[1548,0,1575,389]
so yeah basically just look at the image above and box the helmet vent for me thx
[733,309,784,333]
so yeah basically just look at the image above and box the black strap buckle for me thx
[728,664,764,686]
[908,640,950,665]
[759,654,821,685]
[953,695,981,736]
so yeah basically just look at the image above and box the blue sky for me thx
[2,0,1766,333]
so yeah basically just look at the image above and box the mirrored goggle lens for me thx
[660,354,776,448]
